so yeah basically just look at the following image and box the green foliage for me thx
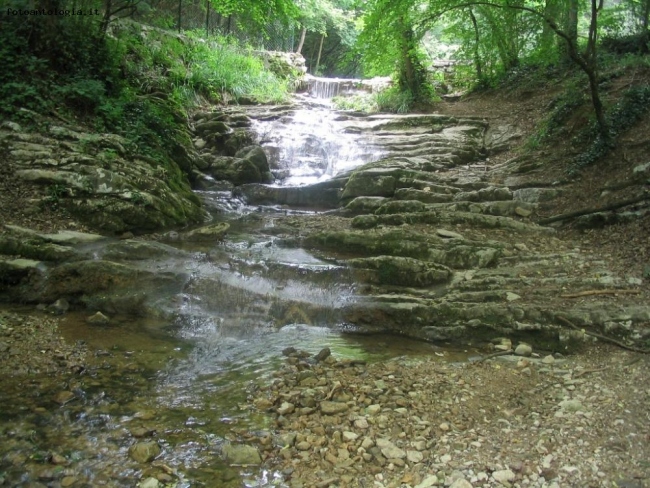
[130,191,148,206]
[185,33,290,103]
[332,94,379,112]
[534,84,587,143]
[1,8,290,166]
[333,86,434,113]
[41,183,70,210]
[375,86,416,113]
[54,79,107,114]
[210,0,299,26]
[569,84,650,173]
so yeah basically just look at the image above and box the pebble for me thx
[320,401,348,414]
[542,354,556,364]
[449,479,472,488]
[53,390,75,405]
[354,417,369,429]
[415,475,439,488]
[376,438,406,459]
[138,478,160,488]
[559,399,583,412]
[343,431,359,441]
[245,338,648,488]
[296,441,311,451]
[61,476,77,487]
[492,469,515,483]
[86,311,110,325]
[278,402,295,415]
[366,404,381,415]
[407,450,424,463]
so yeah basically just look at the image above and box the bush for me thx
[569,84,650,174]
[375,87,416,113]
[185,33,290,103]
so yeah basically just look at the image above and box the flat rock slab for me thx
[320,401,349,415]
[222,443,262,465]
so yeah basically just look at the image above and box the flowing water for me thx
[251,96,385,186]
[0,96,469,488]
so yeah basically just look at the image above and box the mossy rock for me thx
[348,256,452,287]
[0,236,78,262]
[394,188,454,204]
[344,196,387,215]
[303,229,439,259]
[375,200,426,215]
[223,129,255,156]
[341,174,396,199]
[183,222,230,241]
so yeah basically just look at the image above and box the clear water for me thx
[252,101,384,186]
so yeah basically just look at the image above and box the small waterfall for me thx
[252,105,385,185]
[309,77,350,98]
[306,75,392,99]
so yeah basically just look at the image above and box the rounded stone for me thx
[128,441,161,463]
[514,343,532,356]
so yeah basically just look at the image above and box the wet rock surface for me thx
[204,103,650,347]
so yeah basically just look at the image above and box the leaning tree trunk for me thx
[314,34,325,74]
[468,8,484,83]
[296,27,307,54]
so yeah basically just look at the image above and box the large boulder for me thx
[235,145,273,183]
[207,145,272,185]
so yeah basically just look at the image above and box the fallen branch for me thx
[573,367,607,378]
[560,289,641,298]
[538,194,649,225]
[556,315,650,354]
[477,349,513,362]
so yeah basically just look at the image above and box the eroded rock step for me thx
[217,105,649,348]
[0,223,356,330]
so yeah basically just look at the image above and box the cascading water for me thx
[251,98,385,186]
[0,83,453,488]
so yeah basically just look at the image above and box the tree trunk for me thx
[177,0,182,32]
[314,34,325,75]
[101,0,113,34]
[559,0,578,63]
[585,0,608,137]
[542,0,559,52]
[468,8,484,83]
[205,0,210,37]
[296,26,307,54]
[640,0,649,52]
[397,17,424,97]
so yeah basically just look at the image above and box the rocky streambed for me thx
[0,95,649,488]
[248,345,650,488]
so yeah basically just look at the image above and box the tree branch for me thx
[538,194,649,225]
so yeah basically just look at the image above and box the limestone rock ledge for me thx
[1,122,205,233]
